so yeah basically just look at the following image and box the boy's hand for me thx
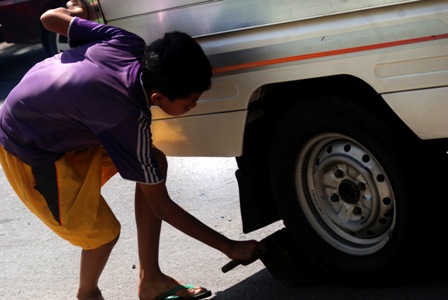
[228,239,266,264]
[66,0,89,20]
[221,240,266,272]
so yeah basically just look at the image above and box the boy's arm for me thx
[40,0,88,36]
[135,146,259,261]
[135,181,259,262]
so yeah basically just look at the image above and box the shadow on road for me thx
[212,269,302,300]
[213,268,448,300]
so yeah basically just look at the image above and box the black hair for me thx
[141,31,212,100]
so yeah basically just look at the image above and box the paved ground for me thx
[3,158,448,300]
[0,155,287,299]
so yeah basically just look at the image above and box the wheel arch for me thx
[237,74,419,233]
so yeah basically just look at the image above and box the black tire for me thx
[269,95,423,284]
[39,1,70,56]
[43,31,69,56]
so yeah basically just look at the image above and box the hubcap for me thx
[295,133,396,256]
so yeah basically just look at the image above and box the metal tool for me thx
[221,228,313,283]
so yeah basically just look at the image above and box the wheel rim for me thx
[295,133,396,256]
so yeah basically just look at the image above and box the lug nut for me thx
[334,169,344,178]
[330,193,340,202]
[353,207,362,215]
[358,182,366,191]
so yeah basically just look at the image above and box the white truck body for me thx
[87,0,448,282]
[92,0,448,156]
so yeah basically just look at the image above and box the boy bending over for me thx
[0,1,261,299]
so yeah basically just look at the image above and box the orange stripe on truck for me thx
[213,33,448,74]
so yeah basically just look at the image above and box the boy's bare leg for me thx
[135,184,207,300]
[77,236,118,300]
[135,185,165,299]
[135,148,179,299]
[136,146,166,296]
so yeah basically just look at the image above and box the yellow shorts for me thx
[0,146,121,250]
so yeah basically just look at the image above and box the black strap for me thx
[32,164,61,224]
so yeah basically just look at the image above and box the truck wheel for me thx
[269,95,422,283]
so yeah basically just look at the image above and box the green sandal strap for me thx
[155,284,196,300]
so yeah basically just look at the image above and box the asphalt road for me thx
[1,42,448,300]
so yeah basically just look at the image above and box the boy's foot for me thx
[78,289,105,300]
[84,295,105,300]
[155,284,212,300]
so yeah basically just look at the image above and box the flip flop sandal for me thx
[155,284,212,300]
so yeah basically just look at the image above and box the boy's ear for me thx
[149,91,167,106]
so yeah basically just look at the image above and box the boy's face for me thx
[150,91,201,116]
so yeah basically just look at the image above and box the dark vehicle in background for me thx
[0,0,66,56]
